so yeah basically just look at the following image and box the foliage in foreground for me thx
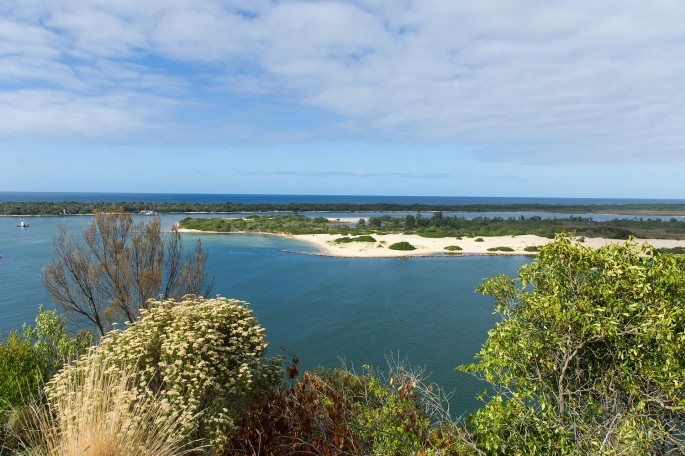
[223,358,469,456]
[45,296,281,450]
[461,236,685,454]
[0,308,91,454]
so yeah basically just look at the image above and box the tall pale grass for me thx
[20,357,198,456]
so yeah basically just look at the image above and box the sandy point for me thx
[291,233,685,258]
[292,233,541,257]
[177,227,685,258]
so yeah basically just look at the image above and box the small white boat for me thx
[17,219,29,228]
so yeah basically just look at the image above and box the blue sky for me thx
[2,1,684,198]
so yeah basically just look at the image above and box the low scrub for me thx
[389,242,416,251]
[524,245,540,252]
[474,238,484,242]
[335,235,377,243]
[223,359,467,455]
[487,246,515,252]
[444,245,463,252]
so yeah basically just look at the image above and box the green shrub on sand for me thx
[487,246,515,252]
[389,242,416,251]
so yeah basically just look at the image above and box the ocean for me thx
[1,193,683,415]
[2,191,684,205]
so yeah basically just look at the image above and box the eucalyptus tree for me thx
[42,210,213,336]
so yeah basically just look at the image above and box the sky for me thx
[2,0,684,198]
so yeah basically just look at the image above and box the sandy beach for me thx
[178,227,685,258]
[292,234,685,258]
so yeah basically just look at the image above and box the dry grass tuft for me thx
[20,357,198,456]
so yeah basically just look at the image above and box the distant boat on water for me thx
[140,210,156,216]
[17,219,29,228]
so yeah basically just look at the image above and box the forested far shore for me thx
[3,200,685,216]
[179,214,685,240]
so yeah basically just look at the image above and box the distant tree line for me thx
[179,213,685,239]
[2,201,685,216]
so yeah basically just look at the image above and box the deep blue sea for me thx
[2,191,684,205]
[1,193,683,416]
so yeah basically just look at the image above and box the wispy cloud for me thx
[239,170,455,179]
[1,1,685,163]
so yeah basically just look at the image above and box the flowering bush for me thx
[46,296,281,449]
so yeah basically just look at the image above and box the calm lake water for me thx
[4,193,684,415]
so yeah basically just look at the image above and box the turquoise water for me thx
[0,213,533,414]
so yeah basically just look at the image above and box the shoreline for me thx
[3,208,685,217]
[177,228,685,258]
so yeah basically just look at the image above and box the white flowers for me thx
[46,295,282,449]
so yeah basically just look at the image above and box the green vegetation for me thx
[0,307,91,452]
[224,359,465,455]
[181,213,685,240]
[335,235,377,243]
[474,237,484,242]
[388,241,416,251]
[523,245,541,252]
[460,236,685,454]
[655,246,685,254]
[444,245,463,251]
[486,246,515,252]
[180,214,340,235]
[4,201,685,216]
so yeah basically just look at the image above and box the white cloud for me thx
[0,89,175,137]
[1,0,684,163]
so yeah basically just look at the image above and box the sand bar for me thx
[178,228,685,258]
[292,234,685,258]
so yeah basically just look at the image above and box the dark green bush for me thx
[389,242,416,251]
[444,245,463,252]
[475,238,484,242]
[524,245,540,252]
[655,246,685,255]
[335,235,377,244]
[487,246,515,252]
